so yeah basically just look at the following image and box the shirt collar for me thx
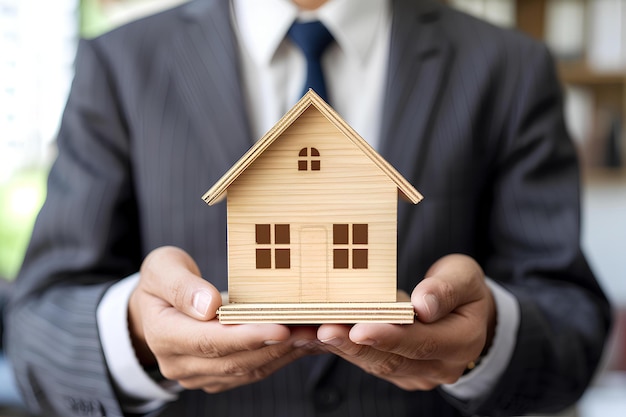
[232,0,389,66]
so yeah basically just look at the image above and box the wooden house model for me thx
[202,90,423,324]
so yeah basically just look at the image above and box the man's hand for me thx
[316,254,497,390]
[128,246,321,393]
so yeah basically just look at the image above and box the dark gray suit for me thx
[6,0,611,416]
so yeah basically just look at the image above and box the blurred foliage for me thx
[0,0,113,282]
[0,169,47,280]
[80,0,113,38]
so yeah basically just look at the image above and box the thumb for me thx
[140,246,222,321]
[411,254,485,323]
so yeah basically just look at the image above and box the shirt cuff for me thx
[441,277,520,400]
[97,273,181,413]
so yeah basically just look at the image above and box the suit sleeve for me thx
[443,42,613,415]
[5,38,140,417]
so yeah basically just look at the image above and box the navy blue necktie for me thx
[287,20,334,102]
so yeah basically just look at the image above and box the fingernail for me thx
[320,337,342,347]
[192,289,213,317]
[293,339,313,348]
[355,338,376,346]
[423,294,439,317]
[264,340,281,346]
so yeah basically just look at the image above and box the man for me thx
[7,0,612,416]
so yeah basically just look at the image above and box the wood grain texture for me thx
[226,106,399,303]
[202,90,423,205]
[203,89,423,319]
[217,302,415,324]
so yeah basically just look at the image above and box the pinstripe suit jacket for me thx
[7,0,611,416]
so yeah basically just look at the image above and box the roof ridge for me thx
[202,89,423,206]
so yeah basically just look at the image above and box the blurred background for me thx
[0,0,624,416]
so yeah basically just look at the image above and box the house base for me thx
[217,302,415,324]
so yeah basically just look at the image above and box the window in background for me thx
[0,0,78,280]
[0,0,186,280]
[448,0,516,27]
[81,0,189,38]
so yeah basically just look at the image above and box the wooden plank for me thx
[217,302,415,324]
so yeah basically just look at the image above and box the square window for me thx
[352,249,368,269]
[333,249,349,269]
[256,224,271,244]
[353,224,368,244]
[275,249,291,269]
[333,224,348,245]
[311,160,320,171]
[298,160,307,171]
[275,224,290,244]
[256,249,271,269]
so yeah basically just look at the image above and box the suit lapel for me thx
[172,0,253,176]
[380,0,451,184]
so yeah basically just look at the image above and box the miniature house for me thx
[203,90,423,323]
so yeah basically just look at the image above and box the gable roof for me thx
[202,89,423,206]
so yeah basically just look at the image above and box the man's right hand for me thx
[128,246,322,393]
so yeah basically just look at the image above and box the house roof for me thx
[202,89,423,206]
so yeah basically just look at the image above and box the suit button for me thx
[314,386,342,411]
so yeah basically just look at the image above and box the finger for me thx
[320,321,461,361]
[347,319,484,361]
[372,359,464,390]
[323,343,461,390]
[166,339,320,391]
[190,345,315,394]
[145,308,292,359]
[318,324,382,359]
[140,246,223,320]
[289,325,322,347]
[318,324,407,374]
[318,325,462,387]
[411,254,486,323]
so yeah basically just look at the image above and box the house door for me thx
[299,226,328,302]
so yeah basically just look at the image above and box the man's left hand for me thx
[317,254,496,390]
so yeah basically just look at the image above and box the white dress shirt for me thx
[97,0,520,410]
[233,0,389,147]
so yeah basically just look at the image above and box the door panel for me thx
[299,227,328,302]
